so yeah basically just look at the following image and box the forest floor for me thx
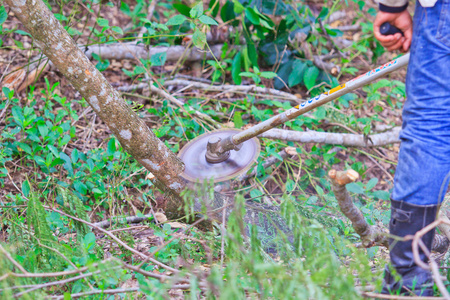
[0,0,432,299]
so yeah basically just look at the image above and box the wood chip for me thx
[154,212,167,223]
[284,147,297,156]
[167,222,187,229]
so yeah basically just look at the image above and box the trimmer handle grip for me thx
[380,22,404,36]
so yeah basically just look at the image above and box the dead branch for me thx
[334,24,361,32]
[259,127,401,147]
[329,169,389,248]
[94,213,155,229]
[0,244,29,274]
[412,219,450,299]
[45,207,179,274]
[162,79,303,103]
[12,267,120,298]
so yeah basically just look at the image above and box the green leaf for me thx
[286,179,295,192]
[0,6,7,25]
[59,152,73,176]
[15,30,31,37]
[111,26,123,35]
[221,1,237,24]
[233,111,243,129]
[314,106,326,120]
[38,124,49,137]
[372,190,390,201]
[192,29,206,49]
[173,2,191,17]
[82,232,96,251]
[134,65,146,75]
[71,148,79,164]
[199,15,218,26]
[288,60,307,87]
[22,180,31,197]
[16,142,31,155]
[250,189,263,200]
[34,156,45,166]
[260,71,277,79]
[190,2,204,19]
[54,13,68,22]
[107,138,116,156]
[365,178,378,191]
[231,52,242,84]
[233,0,245,14]
[74,181,87,195]
[122,68,134,77]
[151,52,167,67]
[303,66,320,90]
[317,7,329,20]
[245,8,260,25]
[346,182,365,194]
[96,59,110,72]
[260,19,273,30]
[166,14,187,26]
[97,18,109,27]
[208,0,220,17]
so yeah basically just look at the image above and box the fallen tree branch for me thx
[259,127,401,147]
[120,79,303,103]
[329,169,388,248]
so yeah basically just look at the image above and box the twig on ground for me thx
[411,218,450,299]
[0,244,28,274]
[334,24,361,31]
[44,207,179,273]
[12,266,119,298]
[94,213,154,229]
[161,79,303,103]
[49,288,140,300]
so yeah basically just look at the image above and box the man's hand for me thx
[373,11,413,52]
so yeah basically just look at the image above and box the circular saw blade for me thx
[178,129,260,183]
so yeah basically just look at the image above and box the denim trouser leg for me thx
[392,0,450,206]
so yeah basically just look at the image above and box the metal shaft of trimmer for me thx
[205,53,410,164]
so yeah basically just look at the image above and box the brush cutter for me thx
[179,24,408,183]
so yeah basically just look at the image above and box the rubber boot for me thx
[381,199,437,296]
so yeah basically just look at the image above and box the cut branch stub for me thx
[328,169,359,185]
[4,0,186,197]
[329,169,388,248]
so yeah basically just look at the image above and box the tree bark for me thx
[4,0,186,196]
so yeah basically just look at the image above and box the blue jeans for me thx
[392,0,450,205]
